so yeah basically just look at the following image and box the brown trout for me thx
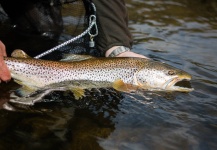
[4,50,193,105]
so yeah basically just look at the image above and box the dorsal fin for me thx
[60,54,95,62]
[11,49,31,58]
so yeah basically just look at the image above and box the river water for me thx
[0,0,217,150]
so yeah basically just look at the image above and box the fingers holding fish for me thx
[0,41,11,82]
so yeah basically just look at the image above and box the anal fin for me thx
[70,88,85,100]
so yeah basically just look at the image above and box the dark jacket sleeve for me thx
[92,0,133,56]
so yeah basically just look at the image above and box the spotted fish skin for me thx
[4,57,144,88]
[4,53,193,92]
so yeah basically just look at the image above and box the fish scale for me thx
[5,57,143,88]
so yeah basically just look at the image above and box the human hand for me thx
[105,46,149,59]
[0,41,11,82]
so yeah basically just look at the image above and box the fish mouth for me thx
[164,76,194,92]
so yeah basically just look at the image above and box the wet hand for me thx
[0,41,11,82]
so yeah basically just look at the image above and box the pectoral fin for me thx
[113,79,128,92]
[113,79,138,92]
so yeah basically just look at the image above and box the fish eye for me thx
[168,70,176,75]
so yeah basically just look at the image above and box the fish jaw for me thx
[163,75,194,92]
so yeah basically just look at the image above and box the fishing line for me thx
[34,2,98,59]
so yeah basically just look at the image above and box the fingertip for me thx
[0,68,11,82]
[0,75,11,82]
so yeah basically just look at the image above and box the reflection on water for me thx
[0,0,217,150]
[0,89,123,150]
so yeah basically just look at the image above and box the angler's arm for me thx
[92,0,148,58]
[0,41,11,82]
